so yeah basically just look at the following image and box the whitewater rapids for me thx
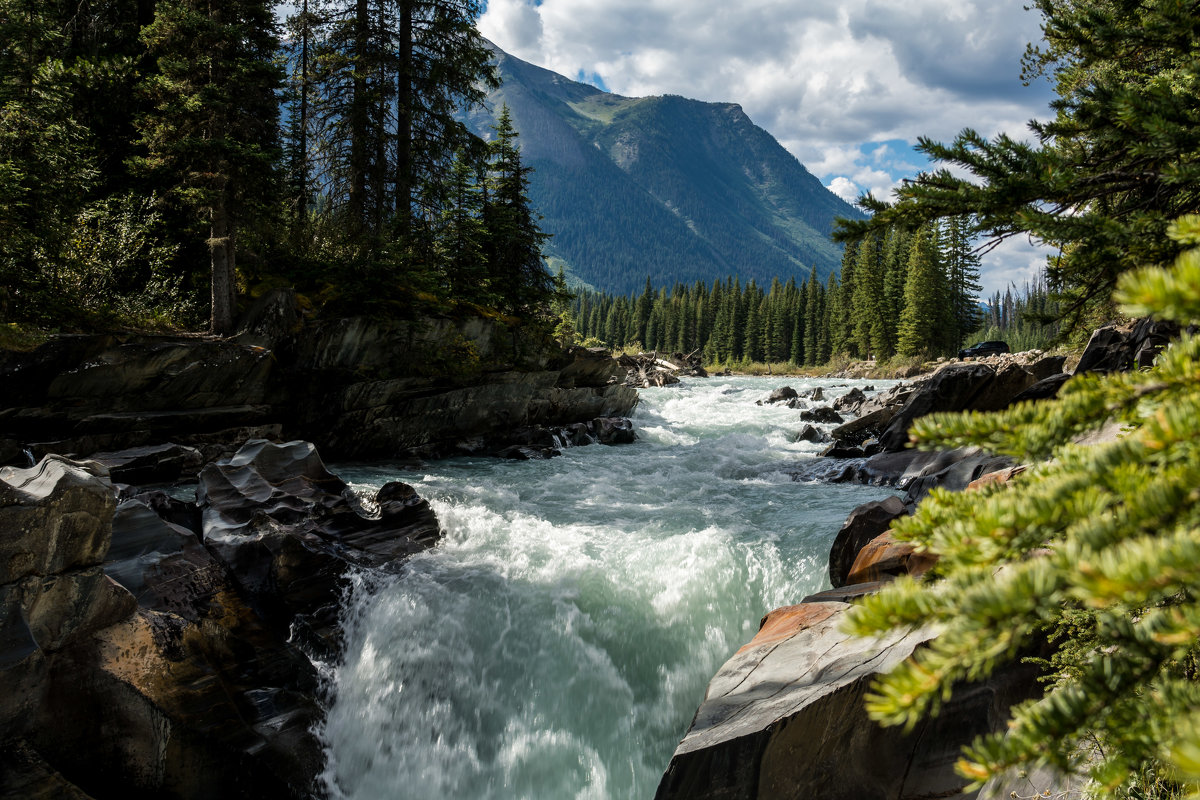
[322,376,895,799]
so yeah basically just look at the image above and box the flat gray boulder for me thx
[657,602,1039,800]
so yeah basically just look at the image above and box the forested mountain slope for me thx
[461,46,864,295]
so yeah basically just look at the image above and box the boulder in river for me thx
[764,386,799,404]
[197,439,441,656]
[791,424,829,445]
[799,406,844,424]
[832,387,866,414]
[655,601,1041,800]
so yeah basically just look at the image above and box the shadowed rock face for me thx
[0,318,639,466]
[656,602,1040,800]
[197,439,440,657]
[0,455,332,799]
[2,442,447,799]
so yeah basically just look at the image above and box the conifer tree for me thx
[633,275,653,349]
[483,105,551,315]
[881,225,913,352]
[829,241,858,357]
[941,215,983,352]
[790,279,808,365]
[851,234,883,359]
[135,0,283,333]
[895,224,951,358]
[804,265,822,366]
[818,273,835,363]
[438,147,487,300]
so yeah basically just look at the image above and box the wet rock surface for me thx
[656,602,1041,800]
[0,317,639,466]
[1,442,444,799]
[198,439,439,656]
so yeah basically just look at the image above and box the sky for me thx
[476,0,1059,298]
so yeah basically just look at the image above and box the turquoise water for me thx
[321,376,895,799]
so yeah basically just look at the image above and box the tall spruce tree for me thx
[895,224,951,358]
[135,0,282,333]
[829,241,858,357]
[851,234,883,359]
[941,215,983,351]
[483,106,550,316]
[803,265,822,366]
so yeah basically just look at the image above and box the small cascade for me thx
[23,448,36,468]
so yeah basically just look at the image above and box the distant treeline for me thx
[570,217,1055,366]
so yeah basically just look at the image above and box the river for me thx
[322,376,895,799]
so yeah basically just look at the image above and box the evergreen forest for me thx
[569,216,1040,367]
[0,0,554,335]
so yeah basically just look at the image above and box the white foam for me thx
[323,376,899,799]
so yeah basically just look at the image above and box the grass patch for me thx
[0,323,50,352]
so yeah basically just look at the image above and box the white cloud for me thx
[478,0,1054,195]
[826,177,860,204]
[978,235,1054,298]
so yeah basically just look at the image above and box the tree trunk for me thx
[348,0,370,235]
[394,0,413,237]
[297,0,309,223]
[210,204,234,335]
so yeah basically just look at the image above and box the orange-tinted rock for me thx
[967,464,1027,491]
[737,604,839,654]
[828,496,908,587]
[845,531,939,585]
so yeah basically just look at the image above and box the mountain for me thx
[460,46,866,296]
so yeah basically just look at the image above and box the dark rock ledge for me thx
[0,305,640,467]
[0,439,439,799]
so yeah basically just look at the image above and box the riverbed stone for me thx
[799,406,843,424]
[764,386,798,404]
[656,601,1042,800]
[791,424,829,444]
[828,496,908,588]
[592,416,637,444]
[197,438,441,654]
[832,387,866,413]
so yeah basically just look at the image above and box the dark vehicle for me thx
[958,340,1010,359]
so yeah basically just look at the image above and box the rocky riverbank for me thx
[0,299,642,798]
[655,318,1177,799]
[0,439,442,797]
[0,290,639,466]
